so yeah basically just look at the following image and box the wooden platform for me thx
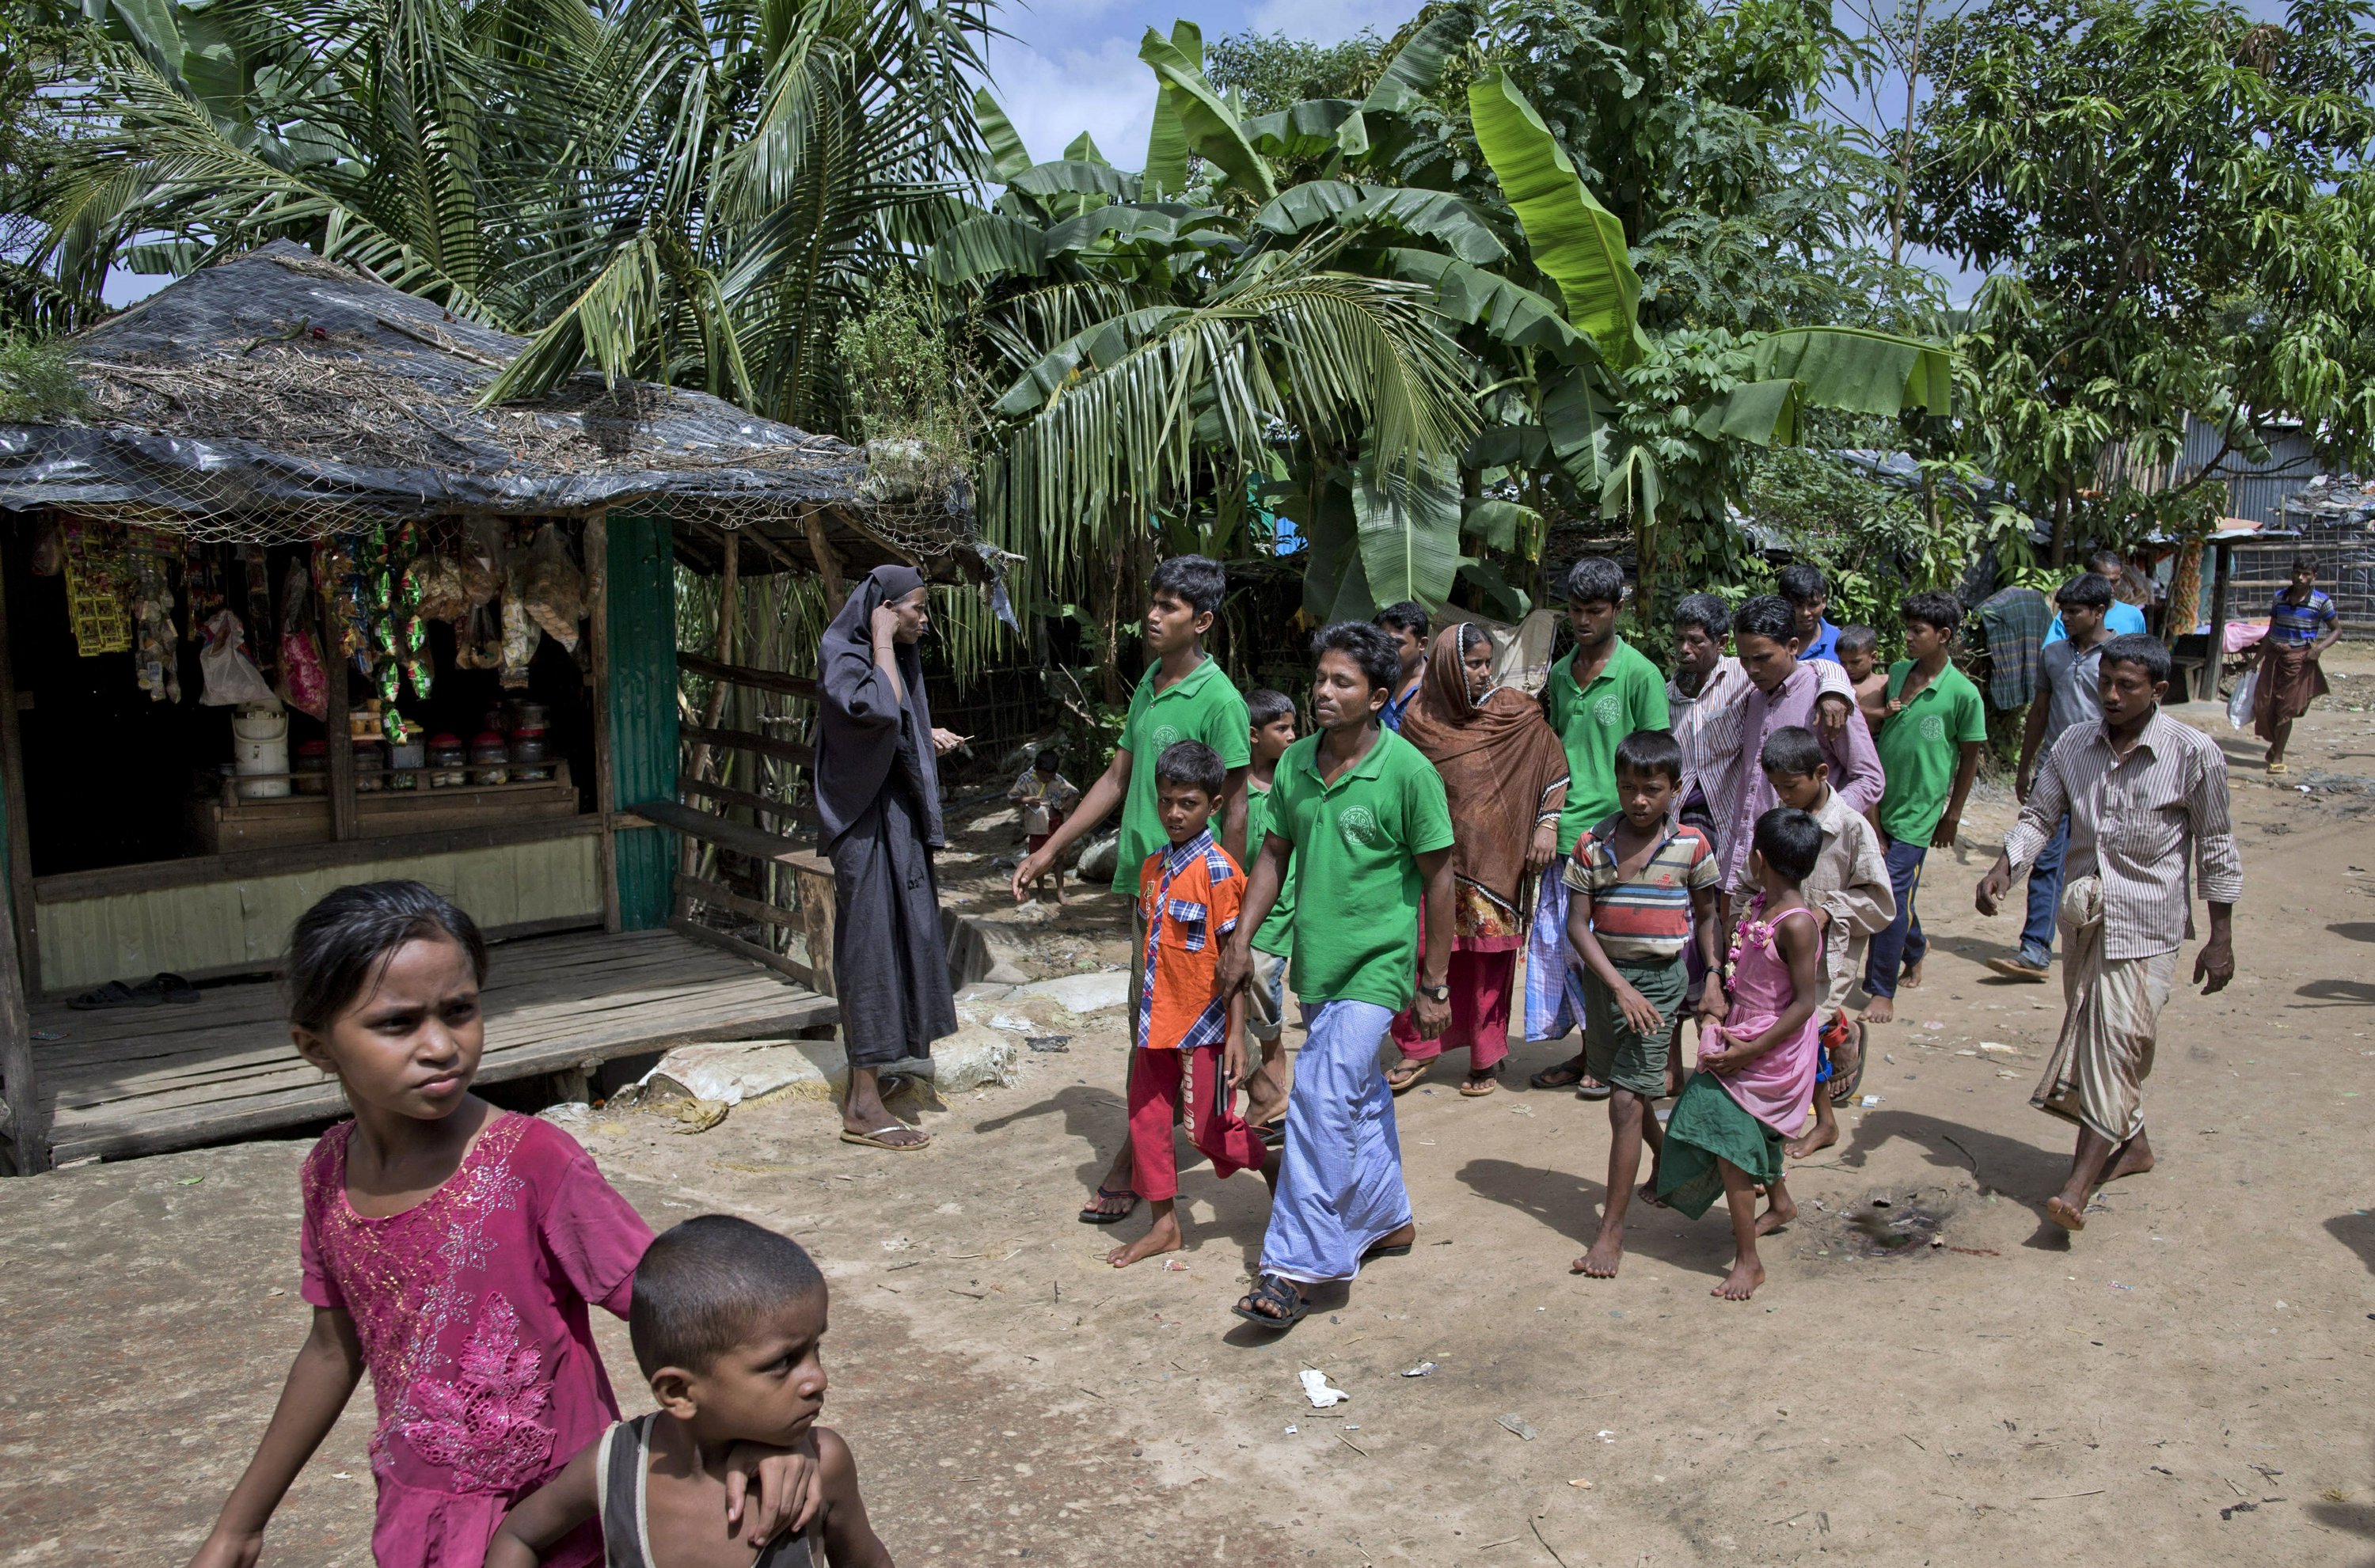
[29,928,838,1165]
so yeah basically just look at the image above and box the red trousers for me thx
[1389,947,1516,1069]
[1127,1046,1268,1201]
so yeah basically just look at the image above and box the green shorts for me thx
[1582,953,1688,1097]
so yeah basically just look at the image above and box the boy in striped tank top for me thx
[1563,731,1724,1279]
[491,1217,890,1568]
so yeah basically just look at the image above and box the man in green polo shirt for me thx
[1527,557,1670,1094]
[1013,554,1251,1220]
[1219,621,1454,1331]
[1863,590,1987,1023]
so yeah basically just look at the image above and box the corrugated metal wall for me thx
[606,514,678,930]
[2179,418,2319,526]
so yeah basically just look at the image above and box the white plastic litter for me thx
[1299,1369,1349,1408]
[1401,1361,1438,1377]
[1860,1095,1883,1107]
[1498,1414,1537,1440]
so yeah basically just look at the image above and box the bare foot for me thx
[1864,995,1896,1025]
[1788,1119,1837,1159]
[1900,961,1924,990]
[2044,1194,2087,1232]
[1637,1179,1667,1209]
[1755,1186,1798,1236]
[2102,1132,2154,1183]
[1712,1255,1766,1300]
[1573,1222,1624,1278]
[1108,1210,1182,1268]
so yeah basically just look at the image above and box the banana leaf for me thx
[1362,10,1472,114]
[1692,378,1802,445]
[974,88,1032,181]
[1351,445,1465,609]
[1252,183,1507,265]
[1141,20,1201,197]
[1466,71,1644,368]
[1748,326,1953,417]
[1140,27,1277,202]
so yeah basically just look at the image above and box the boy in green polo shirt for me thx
[1527,556,1670,1094]
[1220,621,1454,1331]
[1862,590,1986,1024]
[1012,554,1252,1221]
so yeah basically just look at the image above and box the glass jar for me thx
[507,726,551,781]
[386,741,424,791]
[291,739,329,795]
[469,731,510,786]
[427,733,467,788]
[352,739,385,792]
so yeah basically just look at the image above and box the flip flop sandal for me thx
[1362,1234,1415,1262]
[1575,1076,1613,1102]
[2266,761,2290,776]
[66,979,162,1012]
[1385,1061,1427,1095]
[1530,1060,1586,1090]
[1458,1074,1499,1098]
[154,972,200,1004]
[1230,1273,1308,1331]
[1254,1119,1286,1148]
[1827,1023,1868,1107]
[839,1125,932,1151]
[1077,1185,1139,1224]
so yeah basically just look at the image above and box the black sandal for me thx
[1077,1186,1138,1225]
[1231,1273,1308,1331]
[1530,1058,1586,1090]
[1254,1119,1286,1148]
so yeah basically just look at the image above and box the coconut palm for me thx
[38,0,990,427]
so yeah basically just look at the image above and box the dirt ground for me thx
[6,653,2375,1567]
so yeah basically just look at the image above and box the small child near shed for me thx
[1008,749,1081,904]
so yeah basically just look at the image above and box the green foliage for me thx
[0,331,86,421]
[34,0,993,431]
[1911,0,2375,555]
[1206,28,1389,113]
[833,274,975,485]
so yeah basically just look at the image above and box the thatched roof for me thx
[0,241,982,577]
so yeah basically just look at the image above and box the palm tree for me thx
[38,0,991,428]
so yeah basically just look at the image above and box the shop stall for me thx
[0,241,983,1170]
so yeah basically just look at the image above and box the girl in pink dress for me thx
[188,883,805,1568]
[1655,808,1826,1300]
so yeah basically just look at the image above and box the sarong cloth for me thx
[1259,1000,1412,1283]
[2252,640,2330,741]
[2030,874,2176,1143]
[1655,1073,1785,1219]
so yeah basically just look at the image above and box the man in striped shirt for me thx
[1666,593,1854,868]
[1975,634,2240,1236]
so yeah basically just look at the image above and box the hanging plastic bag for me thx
[2227,667,2259,731]
[199,609,276,707]
[277,558,329,720]
[519,524,586,651]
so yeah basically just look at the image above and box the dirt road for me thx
[5,659,2373,1566]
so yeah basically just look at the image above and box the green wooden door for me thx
[606,514,678,930]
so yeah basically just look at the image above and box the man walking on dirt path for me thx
[1974,634,2240,1235]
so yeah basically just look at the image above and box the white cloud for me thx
[980,32,1160,169]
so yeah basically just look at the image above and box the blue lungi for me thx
[1259,1000,1412,1284]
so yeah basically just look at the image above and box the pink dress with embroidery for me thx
[299,1112,652,1568]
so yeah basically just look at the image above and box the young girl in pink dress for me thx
[1656,808,1826,1300]
[188,882,808,1568]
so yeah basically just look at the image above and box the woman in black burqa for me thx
[814,564,966,1148]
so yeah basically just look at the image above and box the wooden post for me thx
[802,511,848,615]
[321,573,358,841]
[2204,539,2234,704]
[586,511,621,933]
[0,544,43,1000]
[685,522,739,797]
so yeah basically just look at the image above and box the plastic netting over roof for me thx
[0,241,981,571]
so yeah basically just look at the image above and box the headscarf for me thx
[1396,622,1570,905]
[813,564,943,851]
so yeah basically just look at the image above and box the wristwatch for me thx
[1418,981,1450,1003]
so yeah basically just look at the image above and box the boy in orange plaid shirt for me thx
[1108,741,1279,1268]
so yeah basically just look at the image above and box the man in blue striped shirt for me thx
[2255,557,2342,775]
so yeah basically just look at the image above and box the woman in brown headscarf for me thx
[1385,622,1571,1095]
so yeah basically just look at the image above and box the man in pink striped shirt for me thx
[1713,595,1883,902]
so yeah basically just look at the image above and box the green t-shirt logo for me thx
[1918,713,1945,741]
[1592,693,1623,726]
[1337,805,1383,849]
[1150,723,1182,751]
